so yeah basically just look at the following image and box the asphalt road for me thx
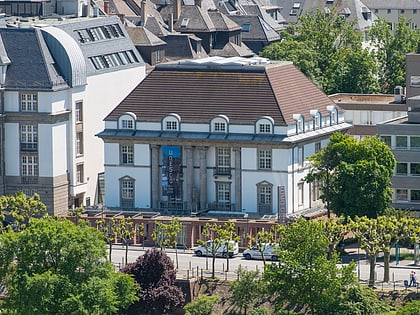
[110,245,420,289]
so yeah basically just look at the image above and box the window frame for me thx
[21,155,38,176]
[20,93,38,112]
[121,144,134,165]
[258,148,272,170]
[216,147,231,175]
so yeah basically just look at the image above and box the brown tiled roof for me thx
[105,62,334,125]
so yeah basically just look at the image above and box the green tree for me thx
[260,9,379,94]
[0,217,138,314]
[369,16,420,93]
[67,206,84,226]
[230,267,263,315]
[263,218,356,315]
[336,285,389,315]
[7,191,46,230]
[350,216,383,287]
[96,218,118,261]
[397,299,420,315]
[201,221,238,277]
[152,221,167,250]
[184,295,220,315]
[306,133,395,218]
[322,216,349,259]
[155,217,182,269]
[115,217,136,266]
[247,225,283,265]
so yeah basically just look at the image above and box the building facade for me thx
[0,16,146,215]
[98,57,351,219]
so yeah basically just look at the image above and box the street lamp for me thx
[244,212,249,247]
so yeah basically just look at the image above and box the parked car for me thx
[194,240,239,258]
[243,244,279,261]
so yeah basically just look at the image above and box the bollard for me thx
[201,268,203,280]
[189,261,191,270]
[187,270,189,280]
[393,273,395,291]
[197,266,199,279]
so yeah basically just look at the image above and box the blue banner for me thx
[162,146,182,198]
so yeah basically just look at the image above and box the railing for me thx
[21,176,38,184]
[208,202,234,211]
[21,143,37,152]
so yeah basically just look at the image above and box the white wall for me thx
[4,123,19,176]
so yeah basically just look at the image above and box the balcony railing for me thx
[208,202,234,211]
[21,176,38,184]
[21,143,37,152]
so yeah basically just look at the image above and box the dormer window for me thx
[118,112,136,129]
[327,106,338,126]
[211,115,229,133]
[162,113,181,131]
[256,116,274,134]
[310,110,322,130]
[293,114,304,134]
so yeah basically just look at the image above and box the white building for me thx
[0,16,146,215]
[98,57,351,219]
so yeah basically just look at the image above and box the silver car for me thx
[242,244,279,261]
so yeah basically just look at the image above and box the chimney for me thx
[174,0,181,21]
[169,13,174,32]
[104,0,110,15]
[141,0,147,26]
[195,0,202,8]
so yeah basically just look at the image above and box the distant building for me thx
[98,56,351,220]
[0,16,146,214]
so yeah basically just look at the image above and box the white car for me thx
[242,244,279,261]
[194,240,239,258]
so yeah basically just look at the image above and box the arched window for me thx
[256,181,273,215]
[256,116,274,134]
[162,113,181,131]
[211,115,229,133]
[310,110,322,130]
[120,176,135,209]
[118,112,136,129]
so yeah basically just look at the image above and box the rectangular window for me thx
[396,189,408,202]
[21,125,37,151]
[259,185,272,204]
[22,155,38,176]
[396,136,408,149]
[298,183,304,205]
[315,142,321,153]
[259,124,271,133]
[396,163,408,175]
[20,93,38,112]
[380,136,391,147]
[311,179,321,201]
[216,147,230,174]
[76,164,84,184]
[121,145,134,164]
[122,181,134,199]
[214,122,226,132]
[156,50,161,63]
[410,136,420,149]
[387,9,391,14]
[76,132,84,155]
[166,121,178,130]
[410,76,420,86]
[75,101,83,122]
[410,163,420,176]
[298,146,304,166]
[217,182,230,203]
[122,119,133,129]
[410,190,420,202]
[258,149,272,169]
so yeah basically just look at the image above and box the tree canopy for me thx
[261,11,420,95]
[306,133,395,218]
[0,217,137,315]
[122,248,185,314]
[263,218,356,314]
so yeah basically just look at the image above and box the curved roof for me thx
[41,26,87,87]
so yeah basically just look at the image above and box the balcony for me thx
[21,142,37,152]
[209,202,235,211]
[213,167,231,177]
[21,176,38,184]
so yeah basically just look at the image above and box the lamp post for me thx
[244,212,249,247]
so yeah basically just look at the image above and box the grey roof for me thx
[209,41,255,57]
[54,16,144,75]
[208,10,241,31]
[276,0,377,30]
[0,28,68,91]
[144,16,170,37]
[127,26,167,46]
[241,3,283,31]
[174,5,216,32]
[362,0,420,10]
[164,33,208,60]
[228,15,280,42]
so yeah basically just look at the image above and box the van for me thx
[194,240,239,258]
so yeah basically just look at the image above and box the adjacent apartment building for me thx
[98,56,352,219]
[0,15,146,215]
